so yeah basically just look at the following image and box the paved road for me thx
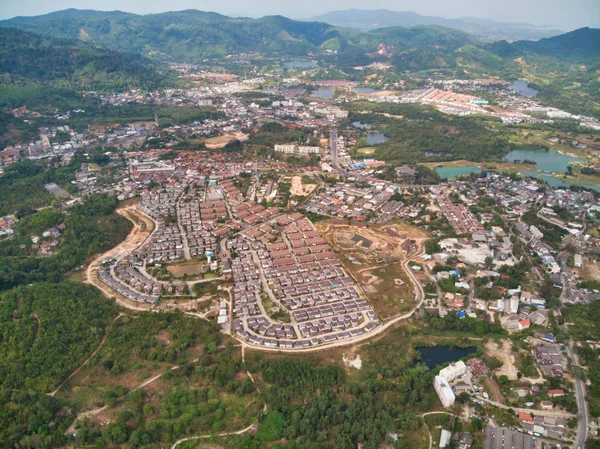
[176,193,191,260]
[567,340,589,448]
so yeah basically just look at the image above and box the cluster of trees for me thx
[0,282,116,392]
[346,103,512,164]
[247,122,314,148]
[231,356,432,449]
[70,313,260,446]
[421,311,505,337]
[0,194,131,290]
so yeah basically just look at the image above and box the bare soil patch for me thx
[485,339,518,380]
[289,176,317,196]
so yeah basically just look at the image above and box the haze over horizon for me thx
[1,0,599,32]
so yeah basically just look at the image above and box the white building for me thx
[439,361,467,382]
[440,430,452,448]
[274,144,296,154]
[529,225,544,240]
[434,376,456,408]
[298,146,320,155]
[574,254,582,268]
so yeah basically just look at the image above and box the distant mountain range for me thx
[311,9,564,40]
[0,9,598,70]
[0,9,353,60]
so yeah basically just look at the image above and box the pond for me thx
[310,88,334,99]
[435,165,482,179]
[366,132,388,145]
[354,87,380,94]
[415,345,477,370]
[352,121,372,129]
[282,60,319,69]
[503,149,583,172]
[520,170,600,193]
[510,79,538,98]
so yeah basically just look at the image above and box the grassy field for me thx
[356,147,376,155]
[421,159,542,173]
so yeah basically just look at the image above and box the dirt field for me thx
[484,377,505,404]
[356,147,376,155]
[485,339,518,380]
[316,220,429,320]
[167,262,205,277]
[204,133,248,149]
[290,175,317,196]
[577,261,600,282]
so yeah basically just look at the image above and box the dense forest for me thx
[0,28,173,91]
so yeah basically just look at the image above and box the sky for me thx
[1,0,599,30]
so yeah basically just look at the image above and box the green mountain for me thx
[0,9,356,60]
[513,27,600,65]
[0,27,169,90]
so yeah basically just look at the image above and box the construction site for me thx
[316,220,429,319]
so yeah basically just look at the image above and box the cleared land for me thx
[168,262,205,277]
[285,175,317,196]
[316,220,429,320]
[204,132,248,149]
[485,339,518,381]
[356,147,376,155]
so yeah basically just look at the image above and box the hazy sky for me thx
[1,0,599,30]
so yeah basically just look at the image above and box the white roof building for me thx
[440,429,452,448]
[439,361,467,382]
[434,375,456,408]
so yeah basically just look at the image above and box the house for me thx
[518,319,531,331]
[541,401,553,410]
[518,412,534,424]
[548,389,565,398]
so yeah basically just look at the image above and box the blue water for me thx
[366,132,388,145]
[520,170,600,192]
[352,121,372,129]
[503,149,583,173]
[282,60,319,69]
[354,87,380,94]
[435,166,482,179]
[415,346,477,370]
[310,88,334,99]
[510,80,538,98]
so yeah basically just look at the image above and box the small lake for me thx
[416,345,477,371]
[310,88,334,99]
[366,132,388,145]
[520,170,600,193]
[510,80,538,98]
[282,60,319,69]
[352,121,372,129]
[354,87,380,94]
[435,165,482,179]
[503,149,583,172]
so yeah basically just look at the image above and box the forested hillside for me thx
[0,9,355,60]
[0,28,171,91]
